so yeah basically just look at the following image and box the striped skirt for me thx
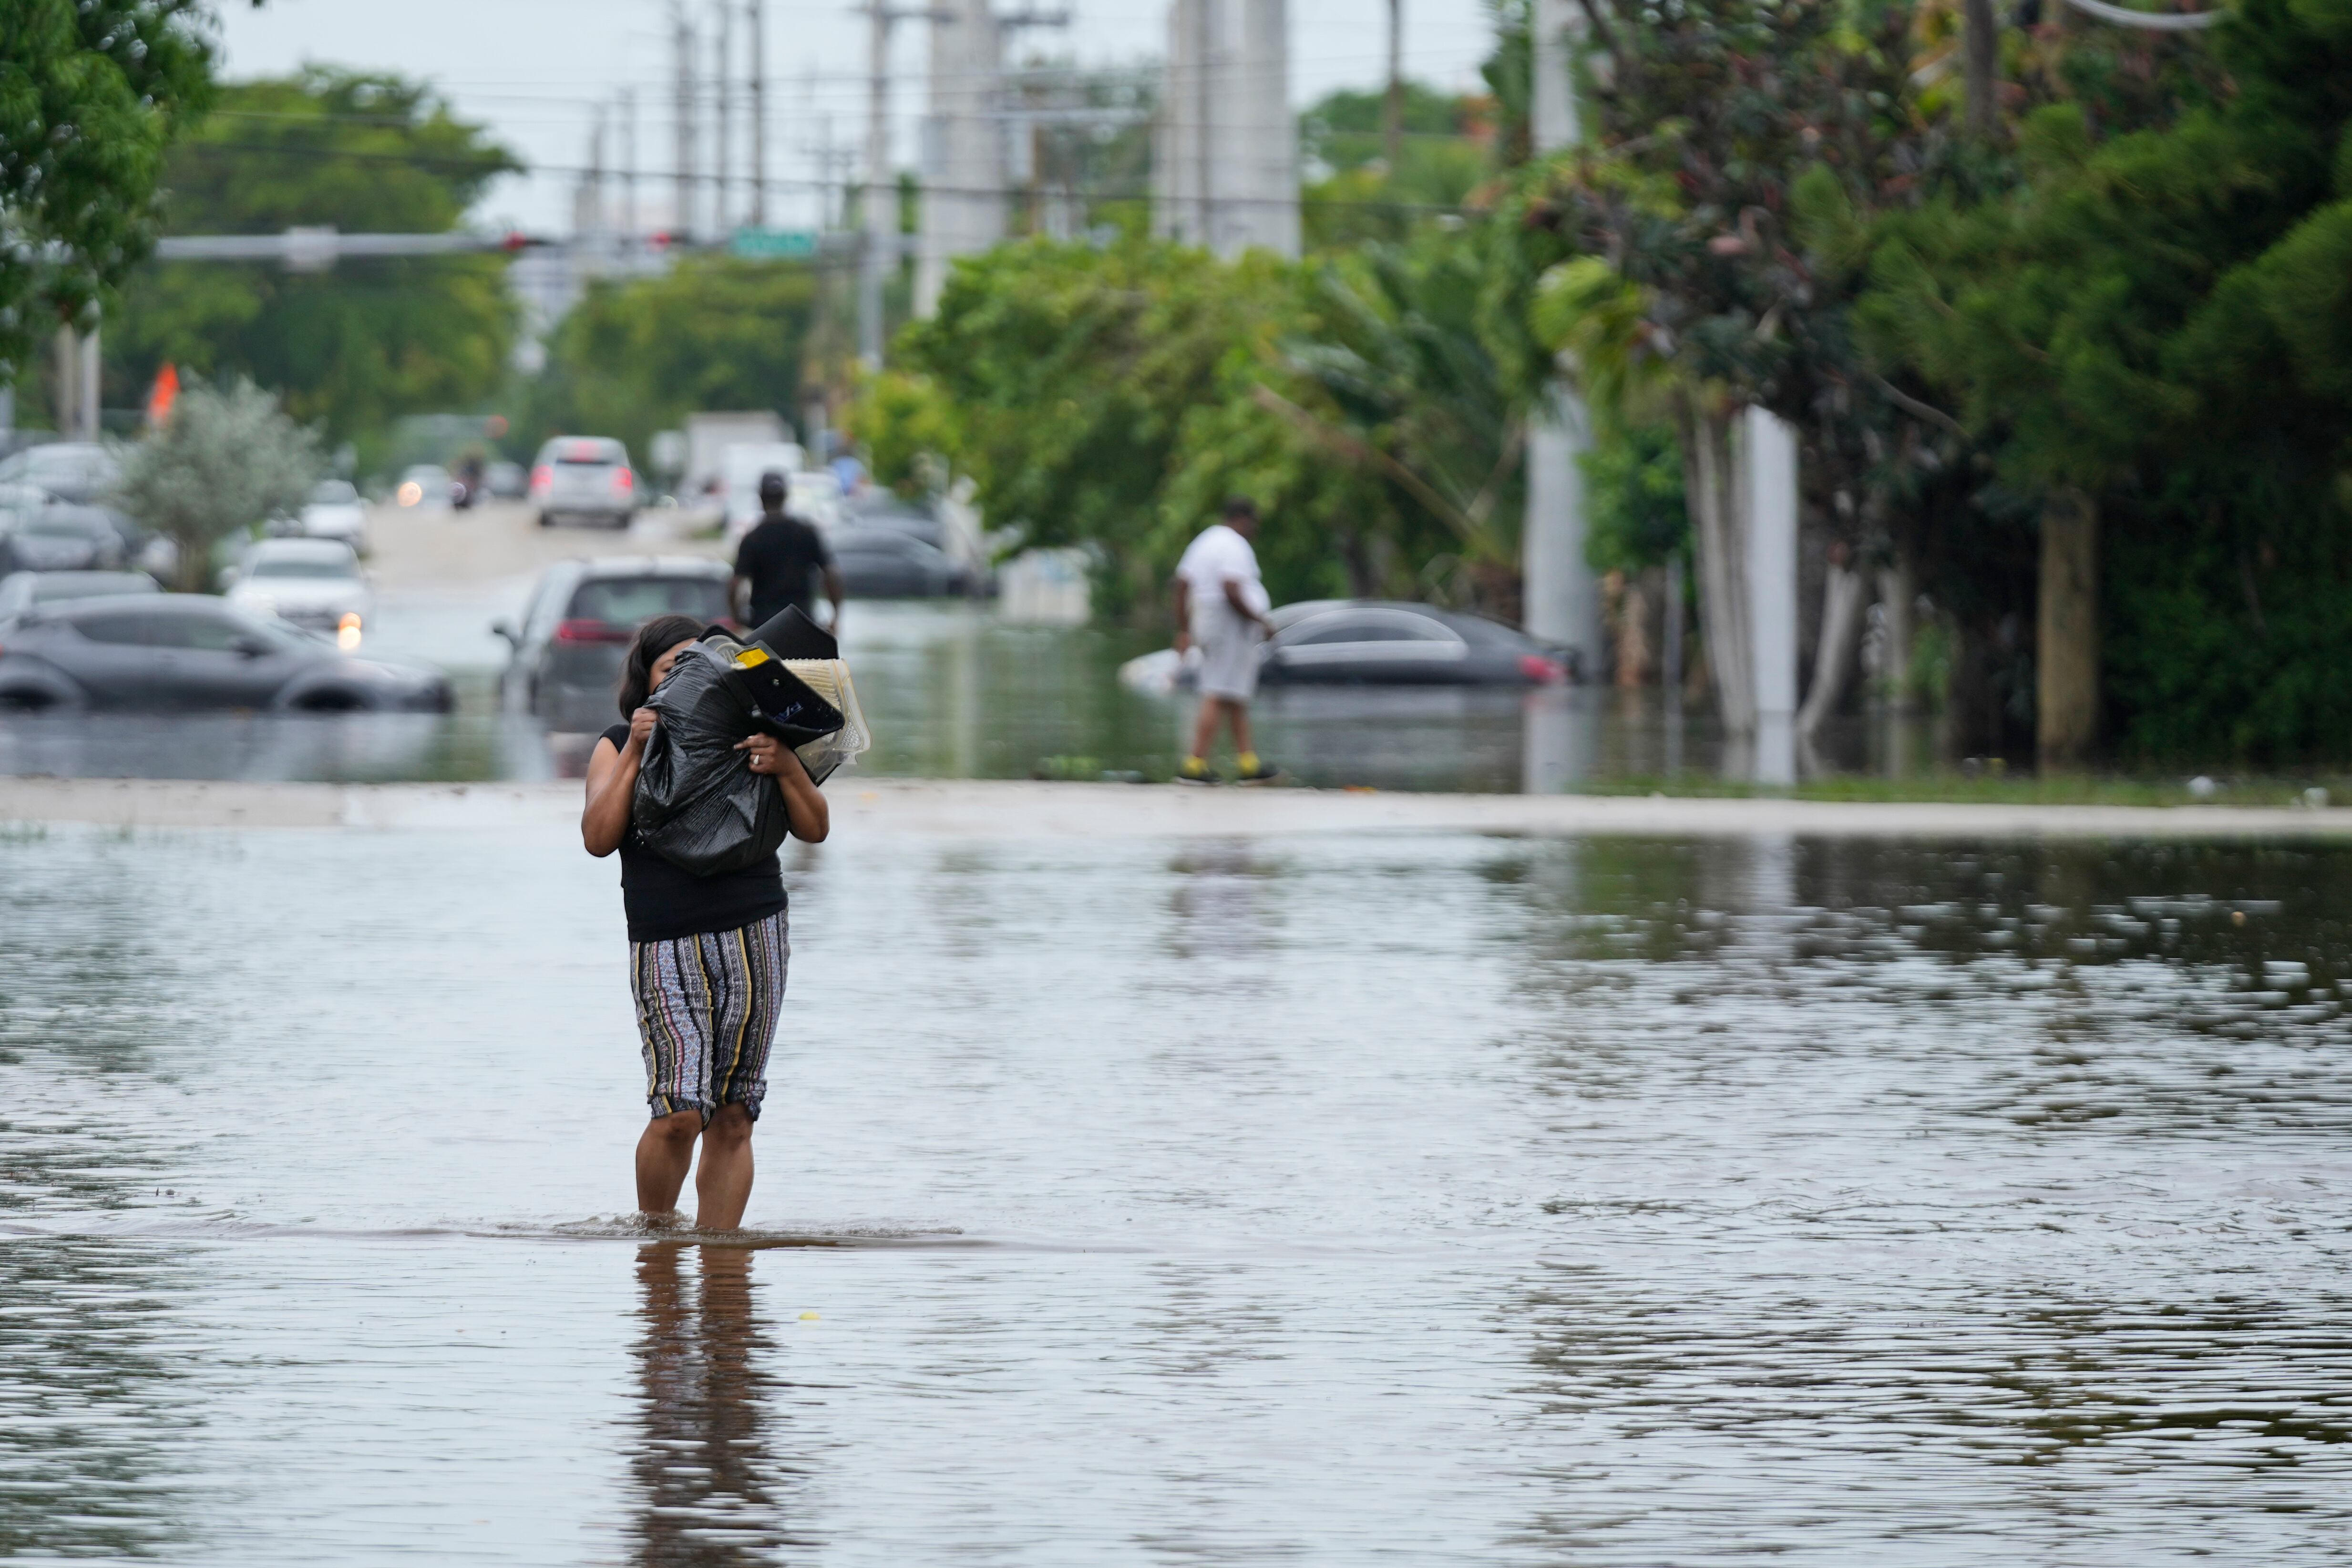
[628,910,789,1123]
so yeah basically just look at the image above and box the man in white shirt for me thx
[1172,497,1280,783]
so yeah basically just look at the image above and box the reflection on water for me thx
[3,823,2351,1558]
[630,1245,813,1564]
[2,601,1970,792]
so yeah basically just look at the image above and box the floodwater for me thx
[0,596,1891,792]
[4,820,2349,1561]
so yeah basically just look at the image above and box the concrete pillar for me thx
[1154,0,1297,257]
[917,0,1006,317]
[79,327,99,440]
[1744,404,1799,784]
[1520,0,1599,669]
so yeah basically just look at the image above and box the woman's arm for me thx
[735,733,831,843]
[583,707,657,856]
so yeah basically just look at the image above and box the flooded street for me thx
[5,816,2349,1562]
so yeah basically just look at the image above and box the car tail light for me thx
[529,464,553,496]
[612,468,634,493]
[555,618,631,645]
[1519,654,1567,684]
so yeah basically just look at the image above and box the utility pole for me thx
[620,87,638,248]
[1521,0,1599,667]
[1383,0,1402,168]
[748,0,768,225]
[674,4,698,240]
[713,0,733,234]
[860,0,896,368]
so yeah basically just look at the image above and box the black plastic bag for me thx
[631,645,791,876]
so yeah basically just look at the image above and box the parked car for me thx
[528,436,638,529]
[0,441,119,504]
[828,524,971,598]
[0,503,127,574]
[222,537,374,642]
[0,570,160,625]
[494,557,732,729]
[483,460,528,499]
[0,594,450,713]
[298,480,370,550]
[1119,600,1573,695]
[395,464,455,510]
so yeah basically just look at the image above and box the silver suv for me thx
[528,436,637,529]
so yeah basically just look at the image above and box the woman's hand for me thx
[738,732,829,842]
[627,706,658,752]
[734,732,802,778]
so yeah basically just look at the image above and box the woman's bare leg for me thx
[636,1109,703,1218]
[694,1105,756,1230]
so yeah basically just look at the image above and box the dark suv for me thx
[493,557,733,731]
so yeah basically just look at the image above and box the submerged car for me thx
[0,594,450,712]
[0,570,160,625]
[494,556,733,729]
[529,436,637,529]
[0,504,127,574]
[1120,599,1575,694]
[395,464,455,510]
[223,537,374,642]
[0,441,119,505]
[828,524,972,598]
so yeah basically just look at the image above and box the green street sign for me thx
[729,227,819,259]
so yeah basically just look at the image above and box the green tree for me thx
[521,255,818,463]
[114,376,319,589]
[1299,82,1496,250]
[1861,0,2352,761]
[103,68,520,454]
[0,0,214,369]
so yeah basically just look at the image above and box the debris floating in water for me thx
[800,1311,821,1322]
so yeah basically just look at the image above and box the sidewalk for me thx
[7,775,2351,840]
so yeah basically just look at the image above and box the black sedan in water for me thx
[1120,599,1575,693]
[829,525,975,598]
[0,594,452,712]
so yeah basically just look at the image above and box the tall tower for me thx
[917,0,1009,315]
[1154,0,1297,258]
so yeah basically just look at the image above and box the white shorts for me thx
[1198,630,1261,701]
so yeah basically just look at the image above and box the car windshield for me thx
[310,481,359,505]
[35,574,154,602]
[566,576,727,624]
[251,558,356,579]
[21,512,111,538]
[557,441,624,465]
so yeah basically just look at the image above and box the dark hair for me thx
[759,470,788,502]
[616,614,707,719]
[1221,496,1258,521]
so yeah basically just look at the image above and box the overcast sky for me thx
[210,0,1500,236]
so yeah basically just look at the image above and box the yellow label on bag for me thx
[733,646,770,667]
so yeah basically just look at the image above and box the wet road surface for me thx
[3,820,2349,1561]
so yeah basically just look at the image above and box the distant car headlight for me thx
[396,481,422,506]
[337,611,363,650]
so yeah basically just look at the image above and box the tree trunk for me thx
[1682,401,1754,737]
[1877,559,1915,713]
[2036,492,2099,767]
[1797,557,1864,739]
[1963,0,1999,141]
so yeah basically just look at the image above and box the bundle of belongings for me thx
[632,606,872,874]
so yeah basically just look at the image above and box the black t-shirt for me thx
[599,725,788,943]
[733,514,833,630]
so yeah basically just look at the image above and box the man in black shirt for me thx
[730,471,844,632]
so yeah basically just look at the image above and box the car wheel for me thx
[0,681,85,713]
[537,512,554,529]
[288,688,367,713]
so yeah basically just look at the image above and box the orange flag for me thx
[145,363,180,428]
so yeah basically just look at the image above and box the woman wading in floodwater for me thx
[582,614,829,1230]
